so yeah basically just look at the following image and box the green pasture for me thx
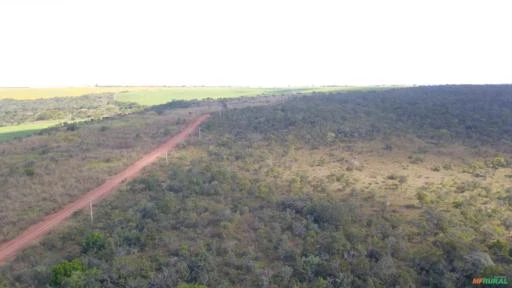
[114,87,273,106]
[0,119,87,142]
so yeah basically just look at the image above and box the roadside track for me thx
[0,114,209,266]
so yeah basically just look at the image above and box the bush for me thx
[81,232,106,254]
[489,157,508,169]
[387,174,399,180]
[64,122,79,131]
[431,165,441,172]
[455,180,482,193]
[488,239,509,257]
[23,167,35,177]
[50,259,84,286]
[463,252,495,276]
[409,155,424,164]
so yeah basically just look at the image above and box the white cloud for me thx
[0,0,511,87]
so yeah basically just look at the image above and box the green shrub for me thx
[488,157,508,169]
[50,259,84,286]
[81,232,106,254]
[23,167,35,176]
[488,239,509,257]
[455,180,481,193]
[35,110,66,121]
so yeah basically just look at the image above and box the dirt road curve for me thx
[0,114,210,266]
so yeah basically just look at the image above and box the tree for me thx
[50,259,85,287]
[81,232,106,254]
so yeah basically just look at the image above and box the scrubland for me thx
[1,86,511,287]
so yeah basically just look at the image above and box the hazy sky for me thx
[0,0,511,87]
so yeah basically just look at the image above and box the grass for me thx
[0,86,389,103]
[0,119,88,142]
[0,87,153,100]
[0,120,64,141]
[114,87,274,106]
[0,129,42,142]
[0,87,274,102]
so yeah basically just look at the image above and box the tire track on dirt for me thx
[0,114,209,266]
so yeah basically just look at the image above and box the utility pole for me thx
[89,200,94,224]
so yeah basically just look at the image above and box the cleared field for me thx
[0,120,64,141]
[114,87,274,105]
[0,119,88,142]
[0,86,384,102]
[0,86,279,102]
[0,87,152,100]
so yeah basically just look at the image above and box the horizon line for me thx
[1,83,512,89]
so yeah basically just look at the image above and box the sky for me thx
[0,0,511,87]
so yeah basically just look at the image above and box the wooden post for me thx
[90,200,93,223]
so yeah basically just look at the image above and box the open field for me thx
[0,87,150,100]
[0,86,276,102]
[0,86,386,103]
[114,87,275,105]
[0,119,89,142]
[0,120,62,142]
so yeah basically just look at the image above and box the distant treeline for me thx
[0,94,141,126]
[206,85,512,149]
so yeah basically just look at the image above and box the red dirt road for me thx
[0,114,210,266]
